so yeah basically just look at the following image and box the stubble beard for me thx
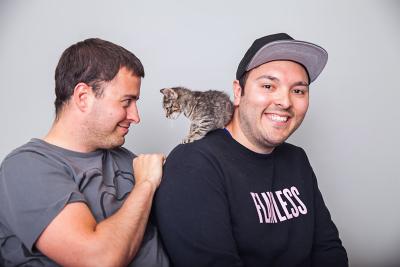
[238,107,280,152]
[83,120,125,150]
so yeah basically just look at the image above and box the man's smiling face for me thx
[85,67,142,150]
[235,60,310,153]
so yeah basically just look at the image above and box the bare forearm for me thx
[91,154,164,265]
[36,154,165,267]
[93,180,156,266]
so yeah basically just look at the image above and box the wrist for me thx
[137,179,157,192]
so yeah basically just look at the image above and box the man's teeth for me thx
[270,114,288,122]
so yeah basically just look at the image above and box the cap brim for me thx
[247,40,328,83]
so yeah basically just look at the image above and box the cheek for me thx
[242,90,270,107]
[105,107,127,122]
[294,99,309,117]
[117,109,128,120]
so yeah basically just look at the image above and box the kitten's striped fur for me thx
[161,87,233,143]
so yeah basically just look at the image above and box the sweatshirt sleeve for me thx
[311,172,349,267]
[154,145,244,267]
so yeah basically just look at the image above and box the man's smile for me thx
[268,114,289,122]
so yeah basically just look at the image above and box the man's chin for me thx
[116,137,125,147]
[101,137,125,149]
[264,131,292,146]
[262,137,286,148]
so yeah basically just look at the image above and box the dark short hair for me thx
[238,71,249,95]
[54,38,144,116]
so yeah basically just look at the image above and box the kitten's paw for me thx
[182,134,204,144]
[182,138,193,144]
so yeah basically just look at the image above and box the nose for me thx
[273,88,292,109]
[127,102,140,124]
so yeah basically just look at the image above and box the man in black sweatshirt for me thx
[155,33,348,267]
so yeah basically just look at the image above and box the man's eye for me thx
[262,84,272,90]
[292,89,305,95]
[122,99,132,107]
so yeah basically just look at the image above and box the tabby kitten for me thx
[160,86,233,143]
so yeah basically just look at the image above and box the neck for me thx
[44,114,95,153]
[225,112,274,154]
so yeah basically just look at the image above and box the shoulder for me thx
[0,140,77,184]
[1,139,50,167]
[167,130,226,162]
[158,132,228,201]
[164,130,230,177]
[274,142,312,169]
[110,146,135,159]
[273,143,315,182]
[107,147,135,172]
[275,142,308,159]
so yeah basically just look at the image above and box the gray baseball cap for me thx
[236,33,328,83]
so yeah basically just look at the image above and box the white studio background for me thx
[1,0,399,266]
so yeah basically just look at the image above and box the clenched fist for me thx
[133,154,166,190]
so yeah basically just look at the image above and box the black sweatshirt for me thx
[155,129,348,267]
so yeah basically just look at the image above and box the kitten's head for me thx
[160,87,182,119]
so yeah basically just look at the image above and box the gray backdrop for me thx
[1,0,399,266]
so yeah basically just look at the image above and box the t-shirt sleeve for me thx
[311,172,349,266]
[154,145,244,267]
[0,151,86,252]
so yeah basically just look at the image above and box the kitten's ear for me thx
[161,88,178,99]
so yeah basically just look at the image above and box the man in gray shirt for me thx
[0,38,169,266]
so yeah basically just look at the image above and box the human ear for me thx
[72,83,92,112]
[233,80,242,106]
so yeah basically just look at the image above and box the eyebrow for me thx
[293,81,309,87]
[256,75,309,87]
[123,94,139,100]
[256,75,279,82]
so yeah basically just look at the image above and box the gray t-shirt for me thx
[0,139,169,267]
